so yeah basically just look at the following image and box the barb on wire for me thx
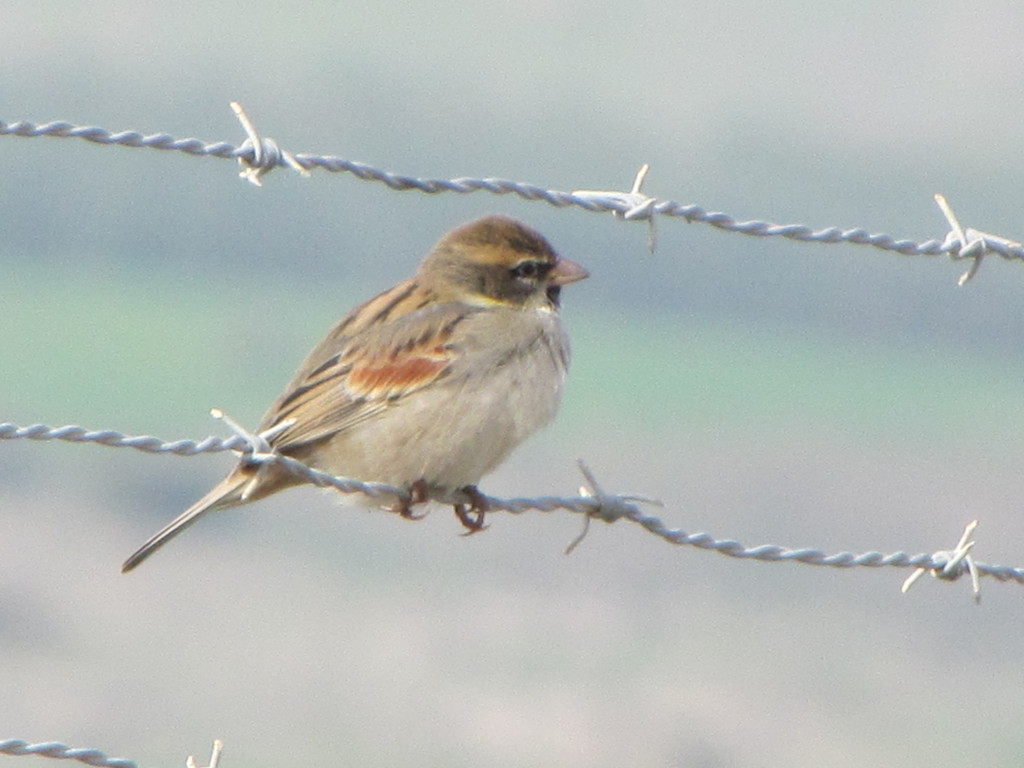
[0,741,138,768]
[3,419,1023,597]
[229,102,308,186]
[934,194,1022,286]
[573,164,658,252]
[186,741,223,768]
[4,106,1024,280]
[902,519,982,603]
[564,459,663,554]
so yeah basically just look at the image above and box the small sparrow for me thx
[122,215,588,572]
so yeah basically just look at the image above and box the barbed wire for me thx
[2,103,1022,283]
[4,102,1022,601]
[2,419,1019,600]
[3,104,1016,768]
[0,739,225,768]
[0,740,141,768]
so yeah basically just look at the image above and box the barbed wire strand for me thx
[0,739,217,768]
[0,740,140,768]
[2,104,1022,282]
[3,421,1021,599]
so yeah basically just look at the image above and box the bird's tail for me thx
[121,473,251,573]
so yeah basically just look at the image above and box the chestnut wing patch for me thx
[344,340,452,400]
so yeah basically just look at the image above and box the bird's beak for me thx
[549,258,589,286]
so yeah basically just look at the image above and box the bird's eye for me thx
[511,260,547,280]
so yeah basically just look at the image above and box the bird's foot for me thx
[393,478,430,520]
[453,485,489,535]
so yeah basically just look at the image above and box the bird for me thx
[121,215,588,572]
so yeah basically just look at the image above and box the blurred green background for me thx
[3,2,1024,767]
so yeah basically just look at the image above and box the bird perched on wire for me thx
[122,215,588,572]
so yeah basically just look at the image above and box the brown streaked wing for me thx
[259,294,471,453]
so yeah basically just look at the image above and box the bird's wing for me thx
[258,282,477,453]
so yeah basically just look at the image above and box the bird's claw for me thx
[454,485,489,534]
[393,478,430,520]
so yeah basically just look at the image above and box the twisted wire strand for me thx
[0,422,248,455]
[0,741,139,768]
[623,507,1024,585]
[3,115,1022,267]
[3,421,1022,587]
